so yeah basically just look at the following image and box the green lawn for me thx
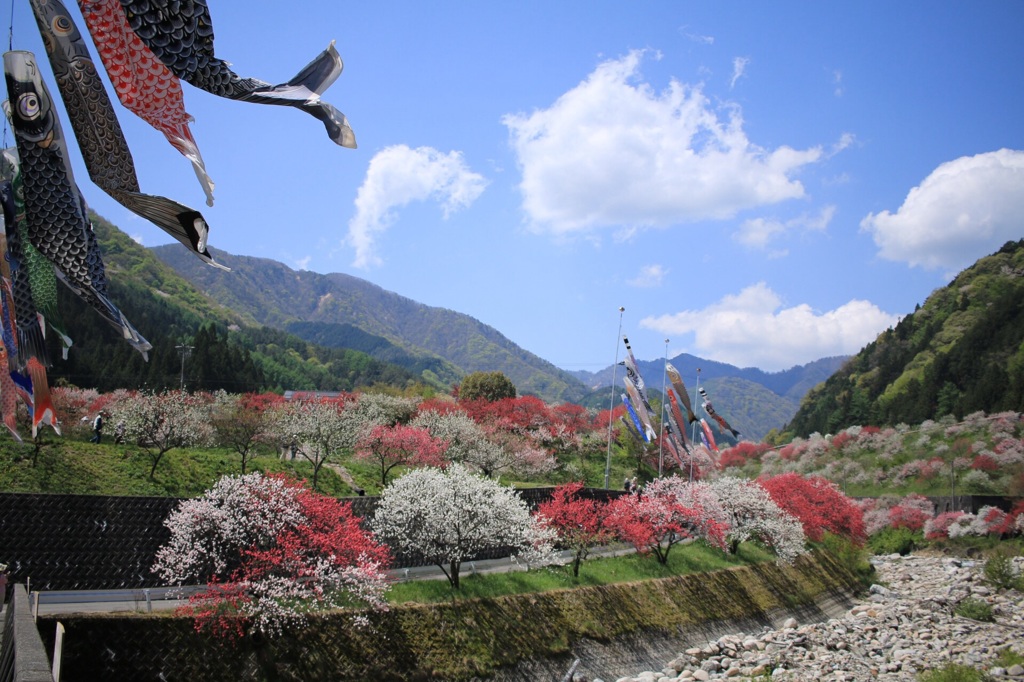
[386,540,777,604]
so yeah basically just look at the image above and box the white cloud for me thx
[502,50,823,236]
[732,205,835,250]
[294,256,312,271]
[681,27,714,45]
[130,233,144,245]
[640,282,898,371]
[346,145,487,268]
[627,264,668,288]
[733,218,787,251]
[861,149,1024,272]
[730,57,749,89]
[833,69,843,97]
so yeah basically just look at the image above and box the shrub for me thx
[954,597,994,622]
[983,550,1023,591]
[818,532,873,585]
[869,526,919,556]
[917,663,990,682]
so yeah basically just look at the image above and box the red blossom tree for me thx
[535,482,613,576]
[759,473,866,545]
[887,494,933,532]
[355,423,448,486]
[604,486,725,563]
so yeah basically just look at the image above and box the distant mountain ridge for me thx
[151,246,856,439]
[152,246,589,402]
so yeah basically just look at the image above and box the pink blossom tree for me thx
[760,473,866,545]
[411,408,513,476]
[355,423,448,486]
[604,480,725,563]
[887,494,934,532]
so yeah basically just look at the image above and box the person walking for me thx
[90,412,104,443]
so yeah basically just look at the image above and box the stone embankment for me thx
[605,554,1024,682]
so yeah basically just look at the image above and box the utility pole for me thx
[175,343,193,390]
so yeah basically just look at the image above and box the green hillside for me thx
[44,214,428,394]
[786,239,1024,437]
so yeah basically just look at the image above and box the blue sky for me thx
[5,1,1023,373]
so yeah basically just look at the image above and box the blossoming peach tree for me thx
[152,472,390,639]
[371,464,557,588]
[534,482,613,577]
[604,477,727,564]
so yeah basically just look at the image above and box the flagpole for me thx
[690,367,701,482]
[658,338,668,477]
[604,306,625,489]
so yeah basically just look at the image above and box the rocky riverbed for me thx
[604,554,1024,681]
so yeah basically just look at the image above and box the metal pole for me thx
[175,344,193,390]
[604,307,625,489]
[658,338,669,477]
[689,368,701,482]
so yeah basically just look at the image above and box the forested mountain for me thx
[45,215,425,394]
[152,245,590,402]
[786,239,1024,437]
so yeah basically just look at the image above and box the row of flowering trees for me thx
[857,492,1024,543]
[717,411,1024,497]
[153,467,869,639]
[46,387,633,485]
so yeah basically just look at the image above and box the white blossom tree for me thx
[348,392,419,426]
[153,472,390,638]
[109,390,212,479]
[272,398,367,490]
[412,409,513,476]
[371,464,556,588]
[707,476,807,563]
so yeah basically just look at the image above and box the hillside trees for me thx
[188,325,264,393]
[153,473,390,637]
[371,465,555,588]
[458,371,517,402]
[786,240,1024,436]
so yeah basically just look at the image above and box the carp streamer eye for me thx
[52,15,75,37]
[17,93,40,120]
